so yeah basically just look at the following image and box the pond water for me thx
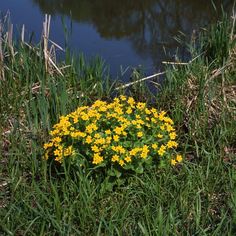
[0,0,233,77]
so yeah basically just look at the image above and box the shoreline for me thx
[0,13,236,235]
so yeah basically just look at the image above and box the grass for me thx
[0,13,236,235]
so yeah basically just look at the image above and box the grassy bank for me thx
[0,14,236,235]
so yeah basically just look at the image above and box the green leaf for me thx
[135,165,144,174]
[159,160,166,168]
[107,168,122,178]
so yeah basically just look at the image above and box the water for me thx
[0,0,233,77]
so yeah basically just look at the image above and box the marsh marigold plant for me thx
[43,96,182,176]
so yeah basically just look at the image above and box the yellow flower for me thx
[94,133,101,139]
[176,155,183,163]
[64,146,73,156]
[145,108,151,115]
[70,127,75,131]
[43,142,53,149]
[171,159,177,166]
[167,141,178,149]
[106,137,112,144]
[113,135,119,142]
[151,108,158,114]
[151,118,157,123]
[92,153,103,164]
[163,117,174,125]
[55,156,63,163]
[96,138,106,145]
[45,96,181,167]
[114,127,123,135]
[52,137,62,143]
[73,116,79,124]
[85,136,93,144]
[137,131,143,138]
[140,145,149,159]
[105,130,111,135]
[91,145,100,153]
[81,113,89,121]
[117,146,125,154]
[71,131,86,138]
[126,107,133,114]
[143,145,149,152]
[159,111,167,121]
[130,148,140,156]
[119,95,127,101]
[114,107,123,115]
[157,145,166,156]
[118,117,129,124]
[50,129,60,136]
[140,152,148,159]
[125,156,132,163]
[153,113,159,119]
[152,144,158,150]
[98,106,108,112]
[136,119,144,125]
[169,132,177,140]
[166,124,175,132]
[86,124,98,133]
[54,148,62,157]
[136,102,146,110]
[92,100,107,108]
[112,155,119,162]
[160,125,165,131]
[119,160,125,166]
[127,97,135,107]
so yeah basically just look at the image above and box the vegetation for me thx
[43,95,182,191]
[0,13,236,235]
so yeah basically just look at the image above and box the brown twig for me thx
[115,71,165,90]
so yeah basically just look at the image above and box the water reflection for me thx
[32,0,232,69]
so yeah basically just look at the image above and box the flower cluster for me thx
[43,96,182,173]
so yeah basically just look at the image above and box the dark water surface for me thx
[0,0,233,76]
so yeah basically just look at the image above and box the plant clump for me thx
[43,96,182,176]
